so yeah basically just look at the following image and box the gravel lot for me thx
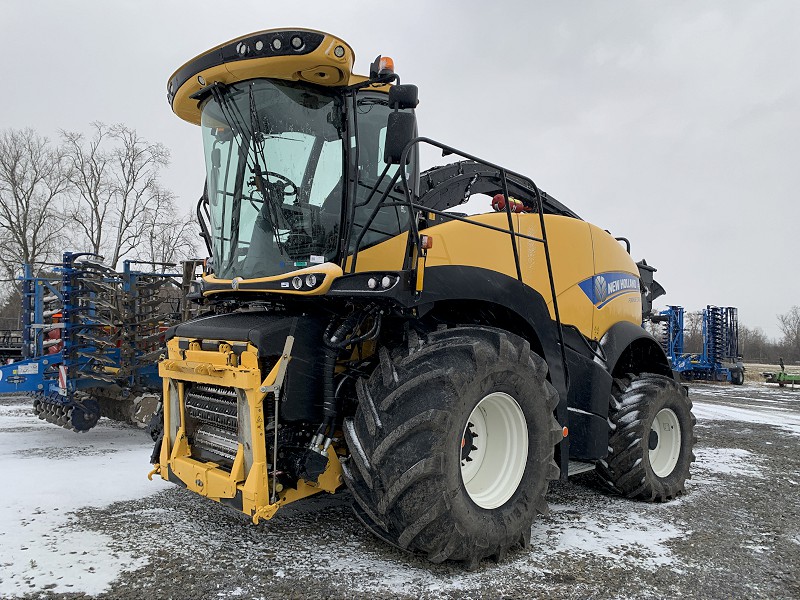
[1,380,799,599]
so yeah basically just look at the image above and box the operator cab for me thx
[167,28,418,293]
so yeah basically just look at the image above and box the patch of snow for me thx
[692,401,800,437]
[531,505,682,567]
[319,503,685,596]
[0,398,170,597]
[693,447,763,478]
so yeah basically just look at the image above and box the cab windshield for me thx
[201,79,344,280]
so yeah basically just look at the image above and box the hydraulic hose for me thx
[319,343,338,435]
[317,304,381,438]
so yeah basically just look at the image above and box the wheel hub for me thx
[461,422,478,464]
[648,429,659,450]
[649,408,681,478]
[460,392,528,510]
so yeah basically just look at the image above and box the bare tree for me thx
[739,324,775,363]
[778,306,800,362]
[107,124,171,267]
[61,123,113,255]
[62,123,193,269]
[643,317,662,340]
[0,128,70,278]
[137,187,199,271]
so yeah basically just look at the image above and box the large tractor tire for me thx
[342,326,561,568]
[596,373,696,501]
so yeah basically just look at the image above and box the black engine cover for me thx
[167,312,327,423]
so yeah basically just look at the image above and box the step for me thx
[567,460,596,476]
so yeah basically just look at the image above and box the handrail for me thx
[346,136,570,393]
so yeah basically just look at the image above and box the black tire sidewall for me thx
[439,362,551,544]
[642,382,694,490]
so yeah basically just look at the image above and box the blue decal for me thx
[578,272,639,308]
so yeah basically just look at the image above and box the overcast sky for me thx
[1,0,798,340]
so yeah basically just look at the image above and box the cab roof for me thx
[168,28,379,125]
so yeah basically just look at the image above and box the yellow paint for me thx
[424,212,521,279]
[203,233,410,298]
[252,447,343,524]
[155,335,343,521]
[170,29,391,126]
[417,212,640,341]
[589,224,642,339]
[421,213,598,336]
[171,29,357,124]
[343,231,410,273]
[203,262,343,298]
[515,214,597,337]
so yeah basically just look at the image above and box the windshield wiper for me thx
[205,83,284,268]
[246,85,284,246]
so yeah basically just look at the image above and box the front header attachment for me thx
[168,28,356,124]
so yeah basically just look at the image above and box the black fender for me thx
[417,265,573,470]
[419,265,568,402]
[600,321,672,379]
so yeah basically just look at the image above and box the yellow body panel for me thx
[344,231,410,272]
[589,224,642,339]
[424,213,523,280]
[171,29,355,124]
[422,212,637,341]
[516,214,596,337]
[202,262,343,297]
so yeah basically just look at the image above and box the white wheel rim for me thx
[649,408,681,477]
[460,392,528,509]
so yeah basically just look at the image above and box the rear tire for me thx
[596,374,696,501]
[730,368,744,385]
[342,326,561,568]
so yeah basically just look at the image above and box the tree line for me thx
[0,124,198,281]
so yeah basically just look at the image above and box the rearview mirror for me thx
[384,112,416,165]
[388,84,419,109]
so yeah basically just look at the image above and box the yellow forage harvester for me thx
[150,28,696,569]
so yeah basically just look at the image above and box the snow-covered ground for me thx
[692,382,800,437]
[0,381,797,598]
[0,398,169,596]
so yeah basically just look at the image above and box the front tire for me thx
[342,326,561,568]
[596,373,696,501]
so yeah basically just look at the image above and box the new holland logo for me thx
[579,272,639,308]
[594,275,609,303]
[231,277,242,290]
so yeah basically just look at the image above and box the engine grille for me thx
[185,384,239,465]
[193,426,238,462]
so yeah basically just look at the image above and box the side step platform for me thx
[567,460,596,476]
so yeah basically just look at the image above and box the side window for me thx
[352,95,413,250]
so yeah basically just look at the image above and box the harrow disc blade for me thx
[69,397,101,432]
